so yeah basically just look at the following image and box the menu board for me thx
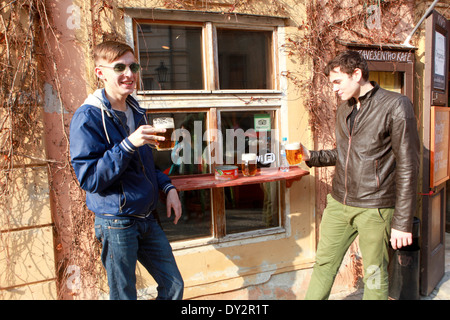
[433,31,447,91]
[430,106,450,187]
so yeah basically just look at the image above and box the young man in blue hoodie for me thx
[70,41,183,300]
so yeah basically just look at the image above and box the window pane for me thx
[137,24,203,90]
[149,112,209,175]
[220,110,280,235]
[156,189,212,242]
[369,71,404,94]
[225,183,279,235]
[217,29,273,89]
[150,112,211,241]
[220,110,276,168]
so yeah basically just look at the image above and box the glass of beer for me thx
[286,142,303,165]
[153,117,175,151]
[241,153,257,177]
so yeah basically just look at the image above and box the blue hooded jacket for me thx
[70,89,174,218]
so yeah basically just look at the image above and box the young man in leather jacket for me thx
[304,51,420,300]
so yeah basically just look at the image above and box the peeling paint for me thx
[252,269,276,285]
[44,83,68,114]
[190,265,240,282]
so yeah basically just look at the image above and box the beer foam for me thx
[153,117,174,129]
[241,153,257,161]
[285,142,300,150]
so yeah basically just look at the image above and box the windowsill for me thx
[136,89,282,95]
[168,167,308,251]
[170,166,309,191]
[170,226,287,251]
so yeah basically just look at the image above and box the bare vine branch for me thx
[0,0,426,299]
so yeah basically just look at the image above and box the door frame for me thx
[420,9,449,296]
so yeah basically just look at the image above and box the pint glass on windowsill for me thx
[285,142,303,165]
[241,153,258,177]
[153,117,175,151]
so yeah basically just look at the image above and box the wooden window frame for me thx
[124,10,308,249]
[133,19,281,94]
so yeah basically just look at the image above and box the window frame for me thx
[134,20,280,93]
[124,9,294,250]
[134,20,206,92]
[128,8,285,94]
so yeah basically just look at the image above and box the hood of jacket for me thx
[82,89,146,144]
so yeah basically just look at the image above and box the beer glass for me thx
[153,117,175,151]
[241,153,257,177]
[285,142,303,165]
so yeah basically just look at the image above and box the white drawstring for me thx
[84,90,146,145]
[101,108,111,144]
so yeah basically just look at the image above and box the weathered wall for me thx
[48,0,322,300]
[0,2,57,299]
[1,0,422,300]
[0,166,57,299]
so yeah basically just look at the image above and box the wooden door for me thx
[421,10,449,296]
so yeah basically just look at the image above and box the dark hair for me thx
[324,50,369,81]
[93,41,134,65]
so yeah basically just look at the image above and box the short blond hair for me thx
[93,41,134,65]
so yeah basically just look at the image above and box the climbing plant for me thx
[1,0,425,299]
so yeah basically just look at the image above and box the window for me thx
[150,111,212,242]
[150,108,281,243]
[137,24,203,90]
[220,110,279,235]
[132,14,289,245]
[217,29,273,89]
[369,71,404,94]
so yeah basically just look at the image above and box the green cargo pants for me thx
[305,194,394,300]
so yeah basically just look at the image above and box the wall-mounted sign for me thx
[344,41,416,101]
[433,31,446,91]
[430,106,450,188]
[426,10,448,106]
[254,114,271,132]
[356,49,414,63]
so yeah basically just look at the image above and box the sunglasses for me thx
[99,62,141,75]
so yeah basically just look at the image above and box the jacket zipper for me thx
[343,135,351,205]
[116,110,156,212]
[375,159,380,189]
[343,106,360,205]
[136,115,156,208]
[135,111,156,209]
[119,181,126,213]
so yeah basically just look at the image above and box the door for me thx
[421,10,449,296]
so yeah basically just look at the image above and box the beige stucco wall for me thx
[65,0,322,300]
[0,131,57,298]
[0,2,58,295]
[5,0,427,299]
[85,0,358,300]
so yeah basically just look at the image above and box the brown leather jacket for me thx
[307,83,420,232]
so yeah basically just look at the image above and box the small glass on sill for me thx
[241,153,257,177]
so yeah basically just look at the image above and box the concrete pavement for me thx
[421,232,450,300]
[330,232,450,300]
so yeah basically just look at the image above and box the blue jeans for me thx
[94,214,184,300]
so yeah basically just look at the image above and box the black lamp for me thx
[156,61,168,89]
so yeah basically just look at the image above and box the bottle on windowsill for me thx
[279,137,289,172]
